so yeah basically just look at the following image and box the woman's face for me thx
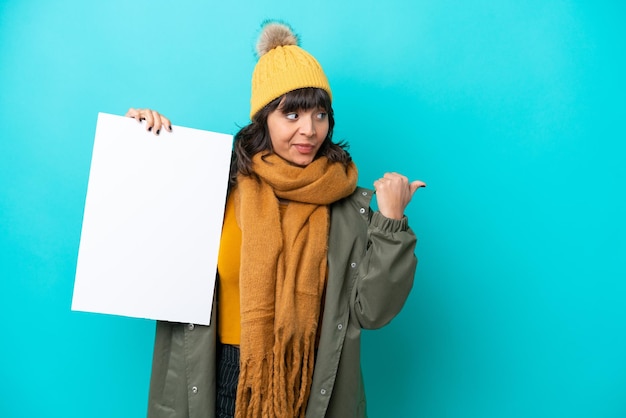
[267,105,329,167]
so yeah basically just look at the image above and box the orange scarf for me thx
[234,153,357,417]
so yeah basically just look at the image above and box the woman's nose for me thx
[299,115,316,137]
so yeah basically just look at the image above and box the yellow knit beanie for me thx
[250,21,332,119]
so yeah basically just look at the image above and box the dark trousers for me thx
[216,344,240,418]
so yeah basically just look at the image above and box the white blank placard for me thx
[72,112,232,325]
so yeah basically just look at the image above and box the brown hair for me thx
[229,87,351,188]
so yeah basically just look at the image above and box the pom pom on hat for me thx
[256,21,299,57]
[249,20,332,119]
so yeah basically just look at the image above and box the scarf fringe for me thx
[235,332,315,418]
[273,329,316,417]
[235,355,273,418]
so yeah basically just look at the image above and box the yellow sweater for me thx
[217,194,288,344]
[217,194,242,344]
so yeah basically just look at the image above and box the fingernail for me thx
[148,127,152,132]
[169,125,172,131]
[156,130,160,135]
[140,117,145,121]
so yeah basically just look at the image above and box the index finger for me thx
[160,114,172,132]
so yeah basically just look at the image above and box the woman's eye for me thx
[317,112,327,120]
[286,112,298,120]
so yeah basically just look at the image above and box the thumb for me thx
[409,180,427,195]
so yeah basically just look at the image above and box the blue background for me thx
[1,1,625,417]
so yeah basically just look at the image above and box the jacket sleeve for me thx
[352,210,418,329]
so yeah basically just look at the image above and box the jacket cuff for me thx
[371,211,409,232]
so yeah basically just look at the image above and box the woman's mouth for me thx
[294,144,315,154]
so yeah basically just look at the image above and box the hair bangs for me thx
[278,87,331,113]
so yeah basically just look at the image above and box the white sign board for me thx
[72,112,232,325]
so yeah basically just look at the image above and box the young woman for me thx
[127,21,425,418]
